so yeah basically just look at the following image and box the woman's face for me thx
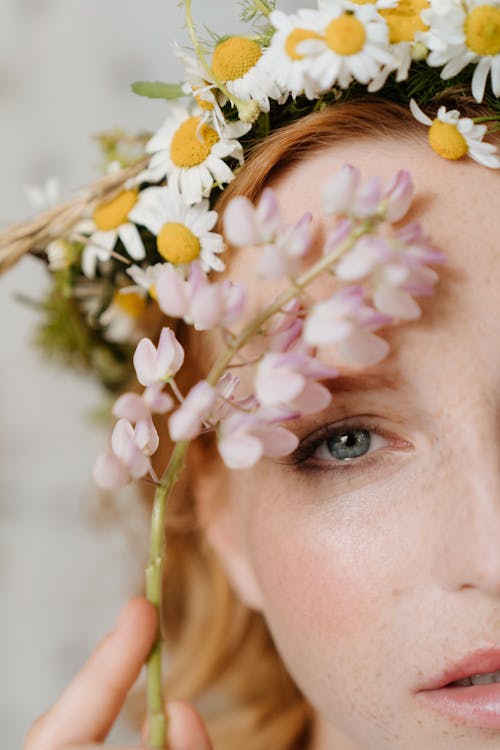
[199,135,500,749]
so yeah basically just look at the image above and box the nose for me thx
[438,417,500,597]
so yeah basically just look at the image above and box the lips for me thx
[419,647,500,691]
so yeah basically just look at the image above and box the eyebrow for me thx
[319,372,401,395]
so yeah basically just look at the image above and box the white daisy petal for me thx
[126,183,227,273]
[410,98,433,126]
[471,56,491,103]
[118,223,146,261]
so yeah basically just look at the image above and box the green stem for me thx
[472,115,500,124]
[146,440,188,748]
[184,0,248,112]
[144,216,377,746]
[251,0,272,17]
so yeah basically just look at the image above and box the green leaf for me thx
[131,81,186,100]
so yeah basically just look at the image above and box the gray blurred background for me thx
[0,1,301,747]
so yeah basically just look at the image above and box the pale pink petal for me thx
[156,265,189,318]
[113,392,150,422]
[258,244,289,279]
[190,283,224,330]
[223,196,261,246]
[289,212,313,256]
[257,188,281,239]
[353,176,382,217]
[93,451,130,490]
[323,217,352,255]
[303,313,354,345]
[255,368,306,405]
[133,338,159,387]
[134,418,159,455]
[338,329,390,367]
[254,425,299,457]
[168,380,217,441]
[323,164,360,215]
[111,419,136,461]
[127,452,152,480]
[221,281,246,323]
[144,385,174,414]
[373,285,421,319]
[289,381,332,414]
[157,327,185,375]
[336,236,389,280]
[384,170,414,222]
[218,432,263,469]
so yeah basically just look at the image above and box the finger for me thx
[25,598,157,750]
[166,700,214,750]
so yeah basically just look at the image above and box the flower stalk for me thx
[183,0,261,122]
[143,217,374,747]
[145,439,188,748]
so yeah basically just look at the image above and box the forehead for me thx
[224,136,500,390]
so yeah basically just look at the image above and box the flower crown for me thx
[1,1,498,746]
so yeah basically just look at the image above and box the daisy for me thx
[367,0,430,91]
[410,98,500,167]
[210,35,282,113]
[260,9,328,99]
[422,0,500,102]
[300,3,395,90]
[140,105,250,204]
[129,183,227,273]
[99,289,148,343]
[173,42,231,138]
[77,188,146,278]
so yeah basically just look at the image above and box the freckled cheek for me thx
[247,512,393,698]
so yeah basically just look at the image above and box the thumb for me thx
[166,699,214,750]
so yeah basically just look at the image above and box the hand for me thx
[24,597,215,750]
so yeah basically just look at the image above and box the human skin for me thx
[195,136,500,749]
[24,136,500,750]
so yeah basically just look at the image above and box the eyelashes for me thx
[282,418,395,474]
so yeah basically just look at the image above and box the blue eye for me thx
[287,419,392,472]
[313,424,389,463]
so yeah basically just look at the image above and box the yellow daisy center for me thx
[464,4,500,56]
[212,37,262,81]
[113,291,147,318]
[93,189,139,231]
[157,222,201,264]
[149,284,158,301]
[326,14,367,55]
[170,117,219,168]
[380,0,430,44]
[285,28,323,60]
[428,119,468,160]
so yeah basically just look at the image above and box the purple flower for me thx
[323,165,415,222]
[93,417,159,489]
[112,384,174,423]
[383,170,414,223]
[303,285,393,367]
[133,327,185,387]
[335,223,447,321]
[217,406,300,469]
[156,260,245,330]
[266,298,304,353]
[254,351,339,413]
[257,212,313,279]
[168,380,218,442]
[223,188,281,247]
